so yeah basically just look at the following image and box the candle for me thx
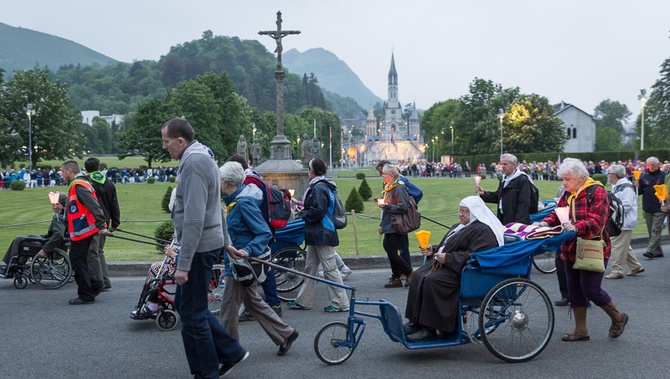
[288,189,295,198]
[555,206,570,224]
[474,175,481,185]
[377,197,385,206]
[48,191,60,204]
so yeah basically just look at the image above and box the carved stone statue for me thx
[312,137,321,159]
[300,133,312,167]
[237,135,248,162]
[251,138,262,167]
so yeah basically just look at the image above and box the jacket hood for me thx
[223,184,263,205]
[90,171,105,185]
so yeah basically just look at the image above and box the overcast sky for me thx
[4,0,669,122]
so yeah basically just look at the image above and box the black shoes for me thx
[277,330,299,356]
[69,297,95,305]
[643,252,663,259]
[406,327,437,342]
[220,351,250,377]
[403,322,420,336]
[554,298,570,307]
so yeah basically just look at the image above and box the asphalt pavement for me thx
[1,246,669,379]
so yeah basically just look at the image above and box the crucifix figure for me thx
[259,11,300,70]
[258,11,301,160]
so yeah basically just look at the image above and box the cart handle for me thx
[249,256,355,292]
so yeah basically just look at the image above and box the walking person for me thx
[84,157,120,290]
[605,165,644,279]
[59,160,106,305]
[638,157,666,259]
[218,161,299,356]
[378,164,414,288]
[287,158,349,312]
[476,153,532,225]
[161,118,248,378]
[536,158,628,342]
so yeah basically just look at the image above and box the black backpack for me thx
[529,181,540,214]
[267,186,292,230]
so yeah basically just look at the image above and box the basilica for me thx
[344,53,424,165]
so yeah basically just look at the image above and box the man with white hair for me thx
[638,157,666,259]
[476,153,532,225]
[605,165,644,279]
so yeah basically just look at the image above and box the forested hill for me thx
[0,22,117,76]
[284,48,382,108]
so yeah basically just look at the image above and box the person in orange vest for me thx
[59,160,108,305]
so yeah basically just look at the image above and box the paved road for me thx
[1,249,668,379]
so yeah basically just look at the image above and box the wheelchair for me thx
[3,235,72,290]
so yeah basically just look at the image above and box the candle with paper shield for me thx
[555,206,570,224]
[377,197,385,206]
[288,189,295,198]
[48,191,60,204]
[415,230,431,249]
[653,184,667,202]
[474,175,481,186]
[633,170,642,181]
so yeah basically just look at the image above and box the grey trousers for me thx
[609,230,643,274]
[218,275,294,346]
[644,211,665,257]
[87,234,111,287]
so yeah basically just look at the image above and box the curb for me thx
[107,235,669,277]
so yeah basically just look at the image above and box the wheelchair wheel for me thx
[13,273,28,289]
[31,248,72,289]
[208,264,225,315]
[479,278,554,363]
[314,322,355,365]
[272,247,306,302]
[156,309,179,331]
[532,251,557,274]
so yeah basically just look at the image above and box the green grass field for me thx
[35,156,180,170]
[0,171,652,262]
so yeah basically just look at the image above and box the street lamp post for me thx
[450,122,454,155]
[26,103,35,173]
[638,89,647,150]
[497,108,505,155]
[296,136,300,160]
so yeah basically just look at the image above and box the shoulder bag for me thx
[570,191,605,272]
[391,186,421,234]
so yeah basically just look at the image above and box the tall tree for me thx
[593,99,631,134]
[1,68,83,168]
[505,94,567,153]
[642,42,670,149]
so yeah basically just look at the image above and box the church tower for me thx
[366,103,377,138]
[409,100,420,139]
[382,52,404,139]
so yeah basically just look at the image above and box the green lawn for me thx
[32,156,180,170]
[0,173,652,262]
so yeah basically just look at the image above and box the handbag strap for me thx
[570,185,604,239]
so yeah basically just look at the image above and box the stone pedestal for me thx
[255,159,310,200]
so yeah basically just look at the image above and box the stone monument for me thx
[255,11,309,198]
[251,138,262,167]
[236,135,248,162]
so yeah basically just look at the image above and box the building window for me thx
[567,128,571,138]
[572,127,577,138]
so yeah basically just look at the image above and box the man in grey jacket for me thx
[161,118,248,378]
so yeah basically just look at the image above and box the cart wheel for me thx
[13,274,27,289]
[31,248,72,289]
[314,322,355,365]
[479,278,554,363]
[532,251,557,274]
[272,247,306,302]
[208,264,225,315]
[156,309,180,331]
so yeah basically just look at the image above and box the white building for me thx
[553,102,596,153]
[80,110,124,126]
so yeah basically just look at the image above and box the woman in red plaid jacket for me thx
[536,158,628,342]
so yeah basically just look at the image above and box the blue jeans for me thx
[261,267,281,307]
[175,249,246,379]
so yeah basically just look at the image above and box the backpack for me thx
[586,185,625,237]
[328,189,347,229]
[399,176,423,205]
[267,185,292,230]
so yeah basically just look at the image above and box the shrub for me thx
[100,163,108,170]
[168,176,176,183]
[154,221,174,251]
[147,177,156,184]
[345,187,364,213]
[355,172,366,180]
[358,177,372,201]
[139,165,148,172]
[592,173,608,185]
[10,180,26,191]
[161,186,173,213]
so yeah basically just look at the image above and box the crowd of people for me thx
[8,133,670,376]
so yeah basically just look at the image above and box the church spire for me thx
[388,52,397,86]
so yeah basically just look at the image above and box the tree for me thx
[593,99,631,134]
[345,186,364,213]
[358,177,372,201]
[642,42,670,149]
[1,68,84,168]
[505,94,567,153]
[595,126,624,151]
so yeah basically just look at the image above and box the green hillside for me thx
[0,22,117,77]
[284,48,382,111]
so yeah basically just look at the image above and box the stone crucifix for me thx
[259,11,301,70]
[258,11,301,160]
